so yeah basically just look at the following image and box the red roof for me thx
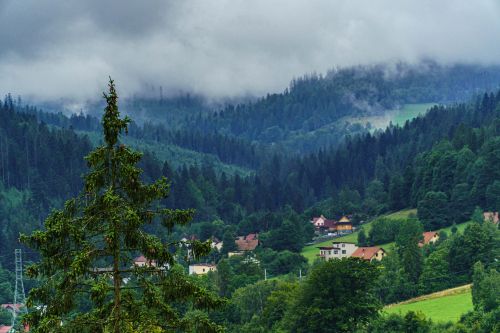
[133,255,157,266]
[235,234,259,251]
[422,231,438,244]
[246,233,257,241]
[134,255,148,262]
[1,303,22,312]
[351,247,385,260]
[0,326,12,333]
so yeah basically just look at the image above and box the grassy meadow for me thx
[384,285,473,322]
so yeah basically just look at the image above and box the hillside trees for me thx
[283,258,381,332]
[21,80,222,333]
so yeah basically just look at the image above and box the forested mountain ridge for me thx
[124,62,500,153]
[32,62,500,156]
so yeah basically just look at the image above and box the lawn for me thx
[391,103,437,126]
[346,103,437,129]
[384,286,473,322]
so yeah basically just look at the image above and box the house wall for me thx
[189,265,216,275]
[320,243,358,260]
[332,242,357,257]
[371,249,386,261]
[336,224,353,231]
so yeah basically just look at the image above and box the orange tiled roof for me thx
[351,247,384,260]
[422,231,438,244]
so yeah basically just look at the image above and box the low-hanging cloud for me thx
[1,0,500,102]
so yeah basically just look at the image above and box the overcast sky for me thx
[1,0,500,102]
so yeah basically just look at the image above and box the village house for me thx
[483,211,499,224]
[310,215,353,234]
[351,246,386,262]
[133,255,157,267]
[311,215,330,228]
[318,242,358,260]
[189,263,217,275]
[336,216,353,233]
[419,231,440,247]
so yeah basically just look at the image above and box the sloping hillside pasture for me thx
[384,285,473,322]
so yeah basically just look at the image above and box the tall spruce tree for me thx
[21,79,223,333]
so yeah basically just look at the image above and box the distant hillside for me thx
[132,61,500,153]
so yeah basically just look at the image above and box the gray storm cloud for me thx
[1,0,500,102]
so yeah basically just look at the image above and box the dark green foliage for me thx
[358,228,368,246]
[417,191,449,230]
[21,80,223,332]
[472,262,500,312]
[283,258,381,332]
[395,219,424,283]
[0,307,11,326]
[210,256,262,298]
[419,246,452,294]
[368,217,403,245]
[257,248,308,276]
[448,222,499,280]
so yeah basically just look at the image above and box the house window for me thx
[329,251,331,255]
[334,250,338,254]
[342,250,346,254]
[341,243,345,247]
[203,268,205,272]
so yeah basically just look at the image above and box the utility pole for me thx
[264,269,267,281]
[299,269,302,281]
[11,249,27,330]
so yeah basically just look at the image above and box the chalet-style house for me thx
[318,242,358,260]
[336,216,353,233]
[310,215,353,233]
[484,211,499,224]
[189,263,217,275]
[351,246,387,262]
[418,231,440,247]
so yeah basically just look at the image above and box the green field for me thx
[347,103,437,129]
[391,103,437,126]
[384,287,473,322]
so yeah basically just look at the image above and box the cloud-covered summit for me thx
[1,0,500,102]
